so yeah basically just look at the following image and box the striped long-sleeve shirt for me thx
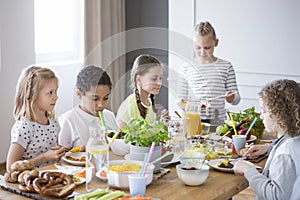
[178,58,240,120]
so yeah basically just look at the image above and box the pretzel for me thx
[11,160,35,172]
[18,175,38,193]
[18,170,39,184]
[33,172,75,198]
[4,171,21,183]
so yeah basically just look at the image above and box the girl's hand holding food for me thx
[47,146,66,162]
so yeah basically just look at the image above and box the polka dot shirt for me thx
[11,117,61,168]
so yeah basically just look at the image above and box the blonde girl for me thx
[178,21,240,120]
[116,54,168,129]
[6,66,65,170]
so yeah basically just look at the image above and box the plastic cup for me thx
[128,174,148,197]
[232,135,246,153]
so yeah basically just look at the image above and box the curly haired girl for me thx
[234,79,300,200]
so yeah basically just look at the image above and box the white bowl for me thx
[179,151,206,166]
[107,136,130,156]
[126,148,162,172]
[107,160,154,189]
[176,164,209,186]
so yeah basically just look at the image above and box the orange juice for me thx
[184,112,202,136]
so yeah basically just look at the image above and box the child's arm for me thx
[6,143,25,171]
[28,146,66,167]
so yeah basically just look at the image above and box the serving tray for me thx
[0,175,76,200]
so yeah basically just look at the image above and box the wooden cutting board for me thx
[0,175,75,200]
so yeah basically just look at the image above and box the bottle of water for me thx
[86,124,109,191]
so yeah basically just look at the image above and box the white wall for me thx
[0,1,80,163]
[169,0,300,115]
[0,0,35,163]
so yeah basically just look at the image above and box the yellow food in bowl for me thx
[109,163,141,172]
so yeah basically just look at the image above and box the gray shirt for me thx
[244,135,300,200]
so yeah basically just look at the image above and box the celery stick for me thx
[74,189,108,200]
[96,191,125,200]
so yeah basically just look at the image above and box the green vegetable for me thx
[122,116,170,147]
[231,106,265,138]
[96,191,125,200]
[216,124,229,135]
[74,188,108,200]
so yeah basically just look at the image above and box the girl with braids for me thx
[234,79,300,200]
[116,54,168,129]
[178,21,240,121]
[6,66,65,170]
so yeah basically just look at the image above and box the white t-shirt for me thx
[11,117,60,168]
[58,105,119,149]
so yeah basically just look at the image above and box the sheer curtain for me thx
[84,0,126,112]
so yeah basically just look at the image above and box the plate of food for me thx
[62,152,86,166]
[68,174,85,185]
[205,133,257,143]
[208,158,234,173]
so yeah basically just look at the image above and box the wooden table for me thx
[0,142,268,200]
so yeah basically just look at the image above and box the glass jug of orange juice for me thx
[184,101,202,136]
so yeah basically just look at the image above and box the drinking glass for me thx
[162,116,189,154]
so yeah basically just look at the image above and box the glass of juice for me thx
[184,101,202,136]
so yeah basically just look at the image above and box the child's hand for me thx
[233,160,254,175]
[225,91,235,103]
[157,109,169,120]
[176,98,187,110]
[47,146,66,162]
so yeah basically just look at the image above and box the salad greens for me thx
[122,116,170,147]
[232,106,265,138]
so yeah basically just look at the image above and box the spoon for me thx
[207,91,238,101]
[150,152,174,165]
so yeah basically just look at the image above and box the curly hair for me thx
[259,79,300,137]
[76,65,112,95]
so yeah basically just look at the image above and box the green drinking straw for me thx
[98,111,107,133]
[245,117,258,137]
[140,153,149,177]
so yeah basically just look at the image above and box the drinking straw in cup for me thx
[140,153,148,177]
[142,142,156,177]
[245,117,258,137]
[229,113,238,137]
[98,111,107,133]
[108,132,120,148]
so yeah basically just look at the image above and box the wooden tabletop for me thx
[0,139,269,200]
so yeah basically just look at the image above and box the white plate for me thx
[95,170,108,181]
[205,133,257,143]
[72,176,86,185]
[62,152,86,166]
[208,159,234,173]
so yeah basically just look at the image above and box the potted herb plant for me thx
[121,116,170,171]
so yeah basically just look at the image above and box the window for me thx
[34,0,83,64]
